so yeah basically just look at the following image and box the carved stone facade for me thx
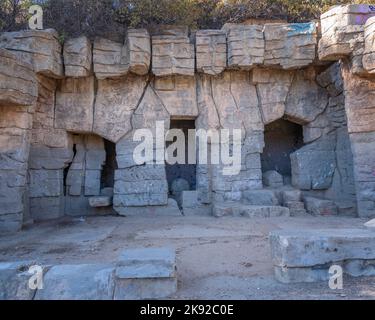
[1,4,375,233]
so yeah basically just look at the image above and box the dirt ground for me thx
[1,214,375,300]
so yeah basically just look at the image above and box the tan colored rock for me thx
[93,29,151,79]
[264,22,317,69]
[342,62,375,133]
[64,36,92,77]
[93,74,148,143]
[152,35,195,76]
[0,29,63,78]
[252,68,293,124]
[196,30,227,75]
[55,77,95,133]
[0,49,38,107]
[319,5,375,61]
[153,76,198,118]
[285,70,328,124]
[363,16,375,74]
[223,24,264,70]
[127,29,151,75]
[93,38,129,79]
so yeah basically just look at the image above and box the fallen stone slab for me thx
[114,248,177,300]
[34,264,115,300]
[304,197,338,216]
[365,219,375,229]
[270,229,375,268]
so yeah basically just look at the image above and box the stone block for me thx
[29,170,63,198]
[270,228,375,269]
[291,135,336,190]
[152,35,195,76]
[84,170,101,196]
[153,76,198,118]
[252,69,293,124]
[30,197,63,221]
[114,198,180,216]
[0,49,38,107]
[263,170,284,188]
[89,196,112,208]
[319,5,375,61]
[55,77,95,133]
[0,29,63,78]
[114,247,177,300]
[304,197,338,216]
[264,22,317,69]
[242,190,280,206]
[224,24,264,69]
[213,202,289,218]
[64,36,92,77]
[34,264,115,300]
[196,30,227,75]
[365,218,375,229]
[282,190,302,203]
[93,30,151,79]
[285,70,328,125]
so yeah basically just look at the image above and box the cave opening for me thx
[261,118,304,180]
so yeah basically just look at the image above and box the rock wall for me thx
[1,4,375,232]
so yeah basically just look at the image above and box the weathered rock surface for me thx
[224,24,264,69]
[63,36,92,77]
[35,264,115,300]
[0,49,38,107]
[213,202,289,218]
[242,190,280,206]
[196,30,227,75]
[304,196,338,216]
[291,135,336,190]
[153,76,198,118]
[252,68,293,124]
[285,70,328,124]
[363,16,375,73]
[264,22,317,69]
[93,29,151,79]
[93,75,148,143]
[0,29,63,78]
[55,77,95,133]
[89,196,113,208]
[152,34,195,77]
[319,5,375,61]
[263,171,284,188]
[270,228,375,268]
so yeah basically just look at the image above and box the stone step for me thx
[213,202,290,218]
[242,190,280,206]
[270,229,375,283]
[304,197,338,216]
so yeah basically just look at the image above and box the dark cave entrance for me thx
[261,118,304,179]
[166,119,197,203]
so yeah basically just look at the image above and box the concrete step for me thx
[213,202,290,218]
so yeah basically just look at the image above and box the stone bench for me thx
[270,229,375,283]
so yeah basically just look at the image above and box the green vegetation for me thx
[0,0,371,37]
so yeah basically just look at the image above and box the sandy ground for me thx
[1,214,375,300]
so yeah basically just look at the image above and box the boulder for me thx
[63,36,92,77]
[263,170,284,188]
[0,29,63,78]
[196,30,227,75]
